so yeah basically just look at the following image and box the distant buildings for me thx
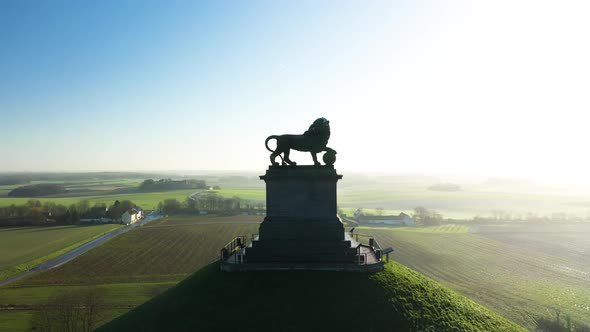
[81,206,144,225]
[353,209,415,226]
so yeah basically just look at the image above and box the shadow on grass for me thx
[98,261,524,332]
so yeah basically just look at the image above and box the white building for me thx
[121,207,143,225]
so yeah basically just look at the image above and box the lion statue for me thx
[265,117,337,166]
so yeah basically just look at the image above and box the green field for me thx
[361,224,590,330]
[0,189,196,210]
[0,179,142,198]
[0,312,31,332]
[212,189,266,202]
[0,224,122,280]
[0,176,202,210]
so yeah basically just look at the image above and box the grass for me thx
[0,311,31,332]
[0,224,122,280]
[213,188,266,201]
[98,261,524,332]
[0,282,175,305]
[364,225,590,330]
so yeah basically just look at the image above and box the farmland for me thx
[0,190,196,211]
[0,215,260,330]
[13,216,260,286]
[4,173,590,221]
[0,175,208,211]
[1,215,589,331]
[362,224,590,330]
[2,172,590,331]
[213,175,590,220]
[0,224,122,280]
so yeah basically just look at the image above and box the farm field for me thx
[4,173,590,221]
[0,224,122,280]
[216,179,590,220]
[361,224,590,330]
[0,179,142,198]
[2,216,590,331]
[0,215,260,330]
[0,189,196,211]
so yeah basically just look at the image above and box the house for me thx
[358,212,415,226]
[121,207,144,225]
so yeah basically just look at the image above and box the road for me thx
[0,212,163,287]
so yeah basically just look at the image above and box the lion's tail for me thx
[265,135,279,153]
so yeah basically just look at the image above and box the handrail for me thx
[220,236,247,263]
[356,245,369,265]
[350,231,387,264]
[221,232,387,266]
[351,233,382,250]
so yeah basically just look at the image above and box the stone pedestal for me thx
[246,166,357,263]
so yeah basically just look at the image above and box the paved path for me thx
[0,212,163,287]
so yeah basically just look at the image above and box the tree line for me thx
[138,179,209,192]
[0,199,138,227]
[158,192,264,215]
[8,184,67,197]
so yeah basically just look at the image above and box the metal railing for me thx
[220,232,391,266]
[351,233,382,249]
[349,232,385,264]
[220,236,247,264]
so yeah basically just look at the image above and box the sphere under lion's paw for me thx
[323,150,336,165]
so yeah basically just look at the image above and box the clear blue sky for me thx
[1,1,589,183]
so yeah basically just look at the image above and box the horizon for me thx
[2,1,590,185]
[2,168,589,189]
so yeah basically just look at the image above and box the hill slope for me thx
[99,261,524,332]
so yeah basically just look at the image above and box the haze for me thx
[1,0,589,184]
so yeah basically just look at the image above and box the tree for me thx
[139,179,155,191]
[31,287,103,332]
[413,207,428,226]
[161,199,181,214]
[76,200,90,216]
[67,204,80,224]
[185,197,197,211]
[413,206,443,226]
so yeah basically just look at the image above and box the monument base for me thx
[219,165,384,272]
[257,217,345,241]
[245,238,356,263]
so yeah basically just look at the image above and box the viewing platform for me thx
[220,231,389,272]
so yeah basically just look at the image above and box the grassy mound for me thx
[99,261,524,332]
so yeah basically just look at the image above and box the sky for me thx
[1,0,589,183]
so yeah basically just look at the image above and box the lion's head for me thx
[304,117,331,145]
